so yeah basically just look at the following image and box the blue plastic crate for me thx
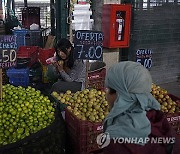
[26,30,42,47]
[6,68,29,87]
[12,29,29,48]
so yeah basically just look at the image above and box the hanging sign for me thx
[0,35,17,68]
[136,49,152,68]
[74,30,104,61]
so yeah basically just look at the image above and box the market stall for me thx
[0,1,179,154]
[0,35,65,154]
[0,85,65,154]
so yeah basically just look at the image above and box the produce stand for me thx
[51,61,106,112]
[52,88,180,154]
[166,94,180,137]
[0,84,65,154]
[0,34,65,153]
[0,33,179,154]
[56,88,108,154]
[151,84,180,137]
[0,106,65,154]
[0,5,179,152]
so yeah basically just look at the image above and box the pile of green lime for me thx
[0,84,55,146]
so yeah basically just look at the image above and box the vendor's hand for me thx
[53,61,64,72]
[57,63,64,72]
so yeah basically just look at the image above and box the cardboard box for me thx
[44,35,55,49]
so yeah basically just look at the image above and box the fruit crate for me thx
[87,68,106,90]
[17,46,39,67]
[38,48,55,65]
[16,58,30,69]
[6,68,29,87]
[65,108,103,154]
[166,94,180,136]
[25,30,42,47]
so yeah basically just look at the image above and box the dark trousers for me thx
[51,80,82,93]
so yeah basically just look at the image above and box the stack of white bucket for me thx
[72,4,94,30]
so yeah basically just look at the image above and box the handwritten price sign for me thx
[74,30,104,61]
[0,35,17,68]
[136,49,152,68]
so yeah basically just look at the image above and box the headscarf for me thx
[104,61,160,145]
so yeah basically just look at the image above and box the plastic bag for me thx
[30,23,39,30]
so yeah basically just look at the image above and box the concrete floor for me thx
[159,81,180,98]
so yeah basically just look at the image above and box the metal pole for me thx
[7,0,12,18]
[50,0,55,35]
[7,0,11,7]
[56,0,68,39]
[12,0,15,13]
[24,0,27,7]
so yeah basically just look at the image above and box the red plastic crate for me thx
[65,108,103,154]
[38,48,55,65]
[17,46,39,67]
[166,94,180,136]
[87,68,106,90]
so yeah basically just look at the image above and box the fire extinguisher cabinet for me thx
[102,4,131,48]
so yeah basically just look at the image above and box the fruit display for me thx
[52,89,109,122]
[151,83,179,114]
[0,84,55,146]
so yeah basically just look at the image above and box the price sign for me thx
[136,49,152,68]
[0,35,17,100]
[0,35,17,49]
[0,35,17,69]
[0,49,17,68]
[74,30,104,61]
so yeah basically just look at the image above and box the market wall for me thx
[93,0,180,84]
[128,3,180,84]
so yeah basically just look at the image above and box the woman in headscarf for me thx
[103,61,175,154]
